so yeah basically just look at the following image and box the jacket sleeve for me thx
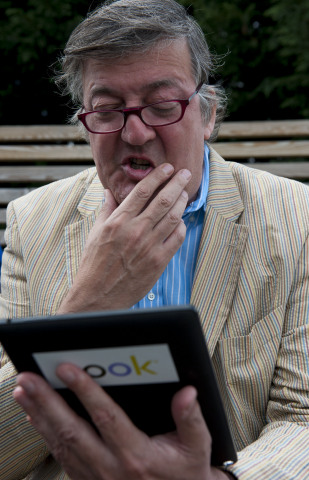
[227,232,309,479]
[0,202,49,480]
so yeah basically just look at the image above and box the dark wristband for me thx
[223,471,238,479]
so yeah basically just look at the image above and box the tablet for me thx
[0,305,237,466]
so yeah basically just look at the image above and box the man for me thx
[0,0,309,479]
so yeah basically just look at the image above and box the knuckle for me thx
[50,425,79,462]
[135,183,152,200]
[166,210,181,225]
[158,192,173,209]
[150,252,165,271]
[176,222,186,243]
[91,406,117,430]
[121,452,148,479]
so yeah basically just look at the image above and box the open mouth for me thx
[130,158,151,170]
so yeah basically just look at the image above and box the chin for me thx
[116,187,135,204]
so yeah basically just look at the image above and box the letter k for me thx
[130,355,157,375]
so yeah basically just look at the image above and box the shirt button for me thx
[189,216,195,223]
[148,292,155,301]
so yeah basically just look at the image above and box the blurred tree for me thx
[0,0,308,124]
[0,0,98,124]
[264,0,309,117]
[178,0,309,120]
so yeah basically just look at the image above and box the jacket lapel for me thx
[64,172,104,287]
[191,149,249,356]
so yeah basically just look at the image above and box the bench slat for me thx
[0,125,84,143]
[241,162,309,180]
[0,140,309,162]
[215,140,309,159]
[0,145,93,161]
[218,119,309,139]
[0,188,35,204]
[1,120,308,142]
[0,166,90,182]
[0,208,6,223]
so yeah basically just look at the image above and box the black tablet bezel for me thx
[0,305,237,466]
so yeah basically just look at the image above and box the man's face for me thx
[82,39,215,205]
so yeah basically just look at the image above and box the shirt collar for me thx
[184,143,209,215]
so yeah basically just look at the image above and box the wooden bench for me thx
[0,119,308,246]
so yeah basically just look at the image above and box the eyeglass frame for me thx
[77,80,204,134]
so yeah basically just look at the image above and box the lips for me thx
[130,157,151,170]
[122,156,154,181]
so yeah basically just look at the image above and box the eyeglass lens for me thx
[85,101,183,133]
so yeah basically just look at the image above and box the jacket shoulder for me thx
[6,167,101,228]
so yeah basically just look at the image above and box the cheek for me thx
[90,137,114,174]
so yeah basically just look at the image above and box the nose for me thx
[121,113,156,145]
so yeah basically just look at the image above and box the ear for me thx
[203,104,216,141]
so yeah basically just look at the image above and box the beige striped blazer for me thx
[0,148,309,480]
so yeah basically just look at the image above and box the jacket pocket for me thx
[212,305,284,449]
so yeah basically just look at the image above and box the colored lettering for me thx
[84,364,106,378]
[130,355,157,375]
[108,362,132,376]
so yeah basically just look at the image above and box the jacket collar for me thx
[64,168,103,287]
[77,168,104,218]
[190,148,249,356]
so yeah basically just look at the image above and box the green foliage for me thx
[0,0,86,64]
[264,0,309,117]
[0,0,308,123]
[179,0,309,120]
[0,0,93,123]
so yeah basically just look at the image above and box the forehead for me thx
[82,39,196,99]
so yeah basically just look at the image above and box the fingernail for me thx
[182,388,198,419]
[181,169,191,180]
[16,376,36,395]
[56,365,76,385]
[13,386,34,409]
[181,190,188,200]
[162,163,174,175]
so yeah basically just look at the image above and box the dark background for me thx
[1,0,308,125]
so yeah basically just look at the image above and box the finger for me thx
[56,363,149,452]
[140,168,191,225]
[160,218,187,259]
[120,163,186,218]
[14,372,98,439]
[14,372,110,450]
[14,372,118,479]
[171,386,212,455]
[153,189,188,242]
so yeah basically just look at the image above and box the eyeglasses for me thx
[78,81,204,134]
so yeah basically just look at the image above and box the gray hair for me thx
[56,0,227,141]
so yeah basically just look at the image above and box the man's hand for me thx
[58,163,191,313]
[14,363,230,480]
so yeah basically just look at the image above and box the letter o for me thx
[84,364,106,378]
[108,362,131,376]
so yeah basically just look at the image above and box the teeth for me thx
[130,158,150,170]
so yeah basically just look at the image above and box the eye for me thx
[93,105,121,111]
[147,101,179,115]
[95,110,115,117]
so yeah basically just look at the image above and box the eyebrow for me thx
[89,79,182,101]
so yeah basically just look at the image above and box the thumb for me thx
[172,386,212,453]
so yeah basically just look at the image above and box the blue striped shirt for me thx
[132,144,209,309]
